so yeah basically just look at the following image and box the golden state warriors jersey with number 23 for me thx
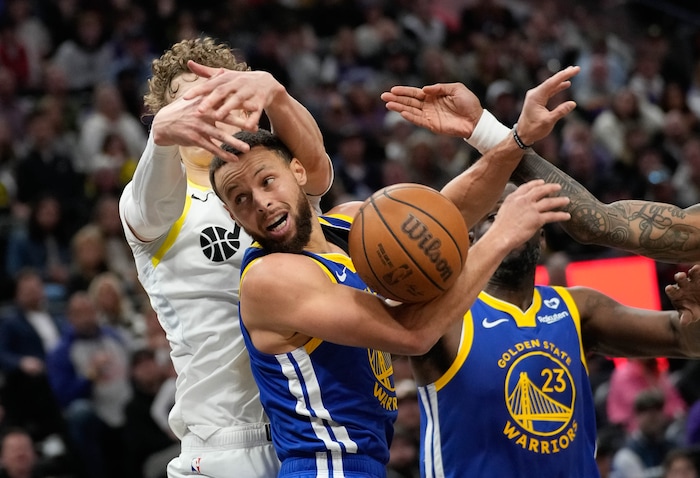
[418,286,599,478]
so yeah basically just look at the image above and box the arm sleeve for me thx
[119,132,189,242]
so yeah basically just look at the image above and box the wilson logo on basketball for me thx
[400,214,454,282]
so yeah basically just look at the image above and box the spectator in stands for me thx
[662,448,699,478]
[0,67,26,141]
[88,271,143,352]
[607,358,687,434]
[78,83,146,175]
[64,224,108,297]
[0,428,41,478]
[50,9,114,95]
[685,401,700,447]
[591,87,665,167]
[90,195,138,294]
[47,291,131,478]
[14,109,86,230]
[671,136,700,209]
[3,0,51,92]
[0,269,68,444]
[5,195,71,299]
[124,349,177,478]
[612,390,678,478]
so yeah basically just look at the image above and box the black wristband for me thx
[512,123,533,150]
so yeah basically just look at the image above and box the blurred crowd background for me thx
[0,0,699,477]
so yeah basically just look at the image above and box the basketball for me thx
[348,183,469,304]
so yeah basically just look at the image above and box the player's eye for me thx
[263,177,275,187]
[234,194,248,206]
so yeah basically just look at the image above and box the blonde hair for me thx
[144,36,249,114]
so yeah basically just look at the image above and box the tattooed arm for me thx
[512,150,700,263]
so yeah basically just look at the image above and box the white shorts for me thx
[167,424,280,478]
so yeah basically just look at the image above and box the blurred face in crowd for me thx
[0,431,37,478]
[67,293,100,336]
[15,272,44,311]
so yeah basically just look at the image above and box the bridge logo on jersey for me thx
[200,224,243,262]
[369,349,397,411]
[501,344,578,454]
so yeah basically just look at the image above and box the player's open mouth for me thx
[267,213,288,232]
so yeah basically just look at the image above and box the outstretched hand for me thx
[381,82,483,138]
[666,264,700,325]
[184,60,284,128]
[151,60,291,161]
[513,66,580,146]
[151,94,249,162]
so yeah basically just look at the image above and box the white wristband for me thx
[463,109,510,154]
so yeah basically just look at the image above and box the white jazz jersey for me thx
[120,180,260,440]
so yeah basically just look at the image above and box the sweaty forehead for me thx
[217,147,286,189]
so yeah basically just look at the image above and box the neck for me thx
[304,215,341,254]
[483,275,536,311]
[185,164,211,188]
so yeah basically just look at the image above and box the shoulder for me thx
[243,253,325,289]
[325,201,364,220]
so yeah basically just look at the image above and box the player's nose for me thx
[253,190,273,212]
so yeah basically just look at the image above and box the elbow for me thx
[398,331,440,356]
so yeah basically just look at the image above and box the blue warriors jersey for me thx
[417,286,598,478]
[240,214,398,478]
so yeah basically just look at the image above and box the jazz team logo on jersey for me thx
[200,224,243,262]
[500,341,578,454]
[369,349,397,411]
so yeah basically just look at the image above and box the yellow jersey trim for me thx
[151,193,192,267]
[553,286,588,375]
[304,337,323,354]
[435,311,474,391]
[479,290,539,327]
[319,213,355,224]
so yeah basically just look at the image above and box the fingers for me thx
[187,60,221,79]
[382,94,424,111]
[549,100,577,120]
[387,85,425,100]
[527,65,579,103]
[183,78,224,101]
[540,65,581,91]
[674,271,689,283]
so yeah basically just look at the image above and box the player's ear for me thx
[223,204,236,222]
[290,158,307,187]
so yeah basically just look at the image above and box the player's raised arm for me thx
[437,67,578,228]
[185,61,332,196]
[512,149,700,263]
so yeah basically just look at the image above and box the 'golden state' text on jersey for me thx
[418,286,598,478]
[240,214,398,478]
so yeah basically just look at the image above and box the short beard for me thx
[253,189,313,254]
[491,241,541,286]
